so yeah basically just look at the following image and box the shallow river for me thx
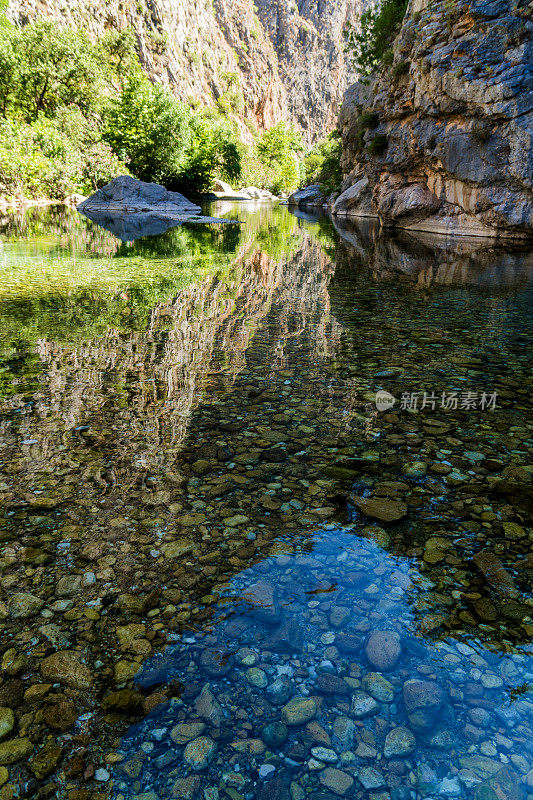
[0,203,531,800]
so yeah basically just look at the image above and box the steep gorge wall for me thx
[334,0,533,239]
[8,0,363,145]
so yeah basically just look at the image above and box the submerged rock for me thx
[9,593,43,618]
[365,630,402,671]
[403,679,446,733]
[281,697,317,725]
[0,738,33,765]
[40,651,93,690]
[319,767,354,796]
[353,496,408,523]
[384,726,416,757]
[183,736,217,771]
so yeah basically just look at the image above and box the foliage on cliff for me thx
[0,15,303,200]
[345,0,408,77]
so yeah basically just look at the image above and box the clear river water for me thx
[0,202,531,800]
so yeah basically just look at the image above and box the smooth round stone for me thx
[311,747,338,763]
[237,648,257,666]
[281,697,317,726]
[362,673,395,702]
[183,736,217,771]
[266,677,293,706]
[480,673,503,689]
[384,727,416,757]
[365,630,401,671]
[246,668,268,688]
[259,764,276,780]
[329,607,350,628]
[170,722,206,746]
[354,497,408,523]
[94,768,110,782]
[9,593,44,618]
[402,462,427,478]
[350,691,379,719]
[199,647,234,677]
[261,722,288,748]
[319,767,354,796]
[439,776,462,796]
[0,710,14,742]
[40,651,93,690]
[0,738,33,765]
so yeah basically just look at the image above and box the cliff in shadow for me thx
[334,0,532,239]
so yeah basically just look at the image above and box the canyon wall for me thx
[334,0,532,239]
[8,0,364,145]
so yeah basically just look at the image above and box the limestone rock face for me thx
[336,0,533,239]
[288,184,325,208]
[8,0,365,146]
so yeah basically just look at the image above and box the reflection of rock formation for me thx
[0,229,344,796]
[333,217,533,287]
[3,234,337,505]
[80,210,189,242]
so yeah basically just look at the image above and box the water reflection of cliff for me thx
[333,216,533,287]
[2,232,338,507]
[0,208,531,798]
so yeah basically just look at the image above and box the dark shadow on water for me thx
[330,214,533,288]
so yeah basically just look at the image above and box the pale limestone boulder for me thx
[78,175,201,216]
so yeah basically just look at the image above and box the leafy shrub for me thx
[176,113,243,194]
[103,70,192,184]
[0,113,126,198]
[471,121,491,145]
[359,111,379,129]
[367,134,388,156]
[256,122,303,194]
[392,60,410,79]
[304,130,342,195]
[355,129,366,150]
[345,0,408,77]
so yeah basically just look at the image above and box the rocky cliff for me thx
[8,0,363,145]
[334,0,533,239]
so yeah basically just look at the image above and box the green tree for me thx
[103,71,192,184]
[0,21,18,116]
[7,22,109,120]
[256,122,303,194]
[345,0,408,78]
[304,130,342,194]
[177,113,242,193]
